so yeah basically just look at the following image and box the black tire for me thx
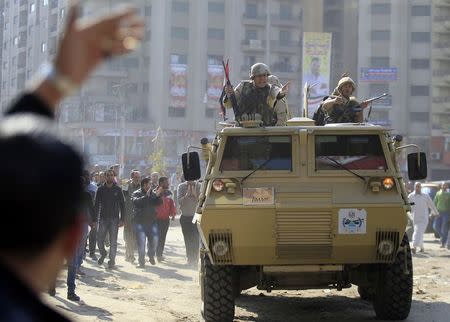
[357,285,374,301]
[373,234,413,320]
[201,253,235,322]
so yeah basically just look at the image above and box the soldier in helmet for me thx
[224,63,290,126]
[321,74,370,124]
[268,75,290,126]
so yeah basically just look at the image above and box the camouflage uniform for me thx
[322,76,364,124]
[224,63,282,126]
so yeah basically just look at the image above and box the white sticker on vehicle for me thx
[338,208,367,234]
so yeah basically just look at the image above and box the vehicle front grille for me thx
[376,230,400,262]
[276,211,332,259]
[208,229,234,265]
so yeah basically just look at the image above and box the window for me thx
[207,28,225,40]
[207,55,222,65]
[369,83,389,97]
[410,85,429,96]
[411,59,430,69]
[144,6,151,16]
[315,135,387,171]
[410,112,429,122]
[279,30,291,46]
[245,29,257,40]
[172,1,189,13]
[170,54,187,64]
[14,37,19,46]
[143,82,149,93]
[220,136,292,171]
[123,58,139,68]
[370,56,390,68]
[371,30,390,41]
[41,42,47,52]
[411,32,430,43]
[244,55,256,66]
[30,3,35,13]
[97,137,115,155]
[371,3,391,15]
[168,107,186,117]
[245,3,257,18]
[43,0,48,6]
[411,5,430,16]
[280,4,292,19]
[208,1,224,13]
[171,27,189,40]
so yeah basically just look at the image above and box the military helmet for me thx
[250,63,271,79]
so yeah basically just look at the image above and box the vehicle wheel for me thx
[357,285,374,301]
[200,253,235,322]
[373,234,412,320]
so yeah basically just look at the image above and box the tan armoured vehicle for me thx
[182,117,427,322]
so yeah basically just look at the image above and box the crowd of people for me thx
[48,165,202,302]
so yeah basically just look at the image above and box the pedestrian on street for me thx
[177,180,200,266]
[155,177,176,262]
[123,170,141,262]
[132,177,163,268]
[408,182,439,254]
[433,182,450,248]
[95,169,126,269]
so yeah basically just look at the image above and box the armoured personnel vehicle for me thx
[182,117,427,322]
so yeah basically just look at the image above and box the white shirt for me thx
[408,192,439,223]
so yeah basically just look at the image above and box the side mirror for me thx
[407,152,427,180]
[182,152,201,181]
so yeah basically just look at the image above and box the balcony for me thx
[242,13,267,26]
[241,39,266,52]
[270,13,302,28]
[433,21,450,33]
[270,40,301,54]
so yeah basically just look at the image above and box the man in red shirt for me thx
[155,176,176,262]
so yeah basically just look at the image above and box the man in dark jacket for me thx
[95,169,126,269]
[132,177,163,267]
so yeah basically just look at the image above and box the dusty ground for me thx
[44,223,450,322]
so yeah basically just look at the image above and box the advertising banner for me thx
[207,64,224,109]
[170,64,188,108]
[302,32,332,118]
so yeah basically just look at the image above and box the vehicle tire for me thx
[201,253,235,322]
[357,285,374,301]
[373,234,412,320]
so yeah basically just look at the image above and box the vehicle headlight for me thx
[212,179,225,192]
[212,240,229,256]
[378,240,395,256]
[383,177,394,190]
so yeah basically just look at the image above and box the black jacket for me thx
[95,184,126,221]
[131,188,162,223]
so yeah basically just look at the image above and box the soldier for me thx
[224,63,290,126]
[321,74,370,124]
[123,169,141,262]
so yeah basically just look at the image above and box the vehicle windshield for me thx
[315,135,387,171]
[220,136,292,171]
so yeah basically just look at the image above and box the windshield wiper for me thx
[324,156,366,183]
[241,158,272,184]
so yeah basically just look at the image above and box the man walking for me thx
[132,177,162,267]
[155,177,176,262]
[123,170,141,262]
[95,169,126,269]
[433,182,450,248]
[408,182,439,254]
[177,180,200,266]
